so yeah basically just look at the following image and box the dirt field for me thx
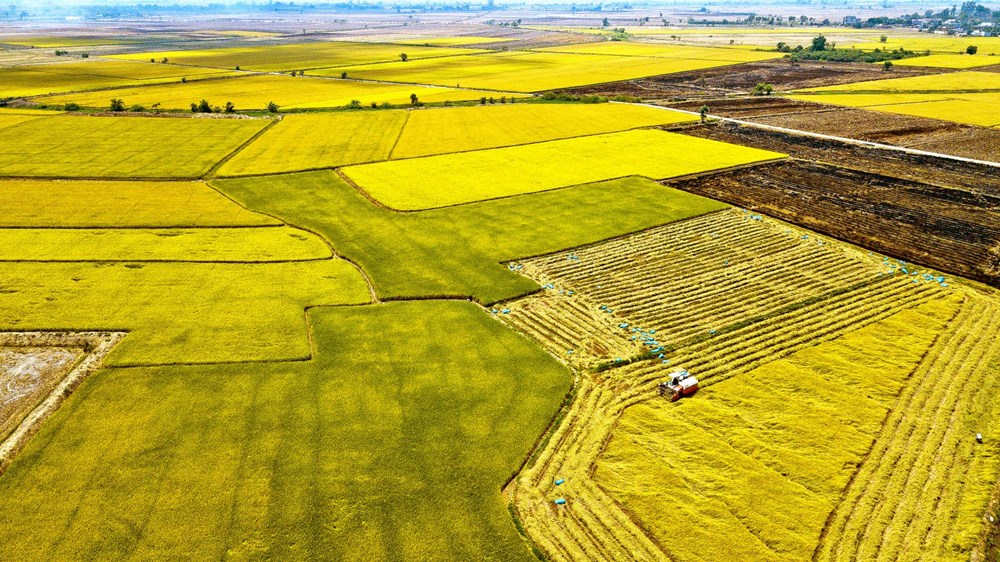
[667,97,1000,162]
[660,154,1000,289]
[560,59,944,98]
[0,347,79,440]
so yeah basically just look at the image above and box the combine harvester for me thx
[658,369,699,402]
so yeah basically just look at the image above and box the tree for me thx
[161,57,168,64]
[410,93,419,105]
[150,58,155,63]
[751,82,774,96]
[967,45,979,54]
[883,61,894,71]
[64,103,80,111]
[880,35,888,43]
[347,99,363,109]
[602,17,610,27]
[266,101,280,113]
[109,98,126,112]
[699,105,709,123]
[224,101,236,113]
[811,35,827,51]
[480,97,487,105]
[399,52,408,62]
[341,71,348,79]
[195,99,212,113]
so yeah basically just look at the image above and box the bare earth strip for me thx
[0,331,125,474]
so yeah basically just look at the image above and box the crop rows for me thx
[814,292,1000,562]
[506,210,949,561]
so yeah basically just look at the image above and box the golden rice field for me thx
[893,53,1000,69]
[110,41,482,72]
[798,70,1000,93]
[847,36,1000,56]
[218,103,697,176]
[342,129,784,210]
[38,73,509,110]
[389,36,516,46]
[791,71,1000,128]
[0,179,279,227]
[0,115,267,177]
[218,111,408,175]
[538,42,782,62]
[504,209,1000,562]
[1,60,236,98]
[316,50,774,92]
[0,226,330,262]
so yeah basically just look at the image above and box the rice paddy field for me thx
[342,129,785,209]
[0,114,267,177]
[789,71,1000,128]
[1,61,236,98]
[38,73,510,110]
[110,41,483,72]
[3,19,1000,562]
[314,49,780,92]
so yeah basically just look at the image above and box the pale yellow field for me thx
[0,226,330,262]
[538,42,782,62]
[318,50,771,92]
[798,70,1000,93]
[0,179,279,227]
[0,114,45,131]
[218,111,408,176]
[848,36,1000,56]
[111,41,482,72]
[894,53,1000,69]
[789,92,1000,127]
[390,37,516,46]
[38,74,510,110]
[390,102,697,159]
[219,103,697,176]
[342,129,785,210]
[791,70,1000,127]
[1,61,236,98]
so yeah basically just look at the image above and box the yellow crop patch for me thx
[111,41,482,72]
[1,61,235,98]
[846,36,1000,56]
[0,115,268,178]
[893,53,1000,69]
[0,179,278,227]
[218,111,408,176]
[390,102,697,159]
[595,298,959,562]
[342,129,785,210]
[798,70,1000,93]
[0,226,330,262]
[39,74,509,110]
[317,50,771,92]
[538,42,782,62]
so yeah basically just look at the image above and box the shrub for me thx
[109,99,126,112]
[967,45,979,55]
[266,101,280,113]
[64,102,80,111]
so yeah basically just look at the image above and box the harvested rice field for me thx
[504,209,1000,562]
[3,13,1000,562]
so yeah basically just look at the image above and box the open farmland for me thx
[893,53,1000,69]
[314,49,780,92]
[3,14,1000,562]
[341,129,785,210]
[219,103,697,176]
[0,114,267,178]
[0,301,570,560]
[502,209,1000,561]
[110,41,484,72]
[789,71,1000,127]
[1,60,235,98]
[38,73,510,111]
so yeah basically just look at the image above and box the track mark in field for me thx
[204,117,281,179]
[502,208,960,562]
[386,109,411,160]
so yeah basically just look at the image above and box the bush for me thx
[751,82,774,96]
[225,101,236,113]
[109,99,126,112]
[341,71,348,79]
[266,101,280,113]
[81,53,89,58]
[346,99,363,109]
[190,99,212,113]
[129,104,145,112]
[967,45,979,55]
